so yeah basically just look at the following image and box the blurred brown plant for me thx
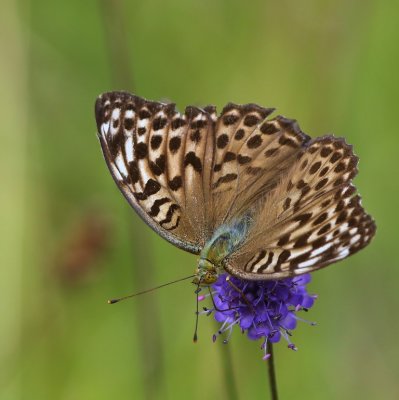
[54,209,111,284]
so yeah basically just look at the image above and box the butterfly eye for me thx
[203,272,218,285]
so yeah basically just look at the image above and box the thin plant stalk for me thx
[99,1,164,399]
[219,344,239,400]
[267,343,278,400]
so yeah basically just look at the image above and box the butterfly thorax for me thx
[194,217,251,286]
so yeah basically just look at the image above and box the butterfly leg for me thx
[206,287,241,313]
[225,276,256,314]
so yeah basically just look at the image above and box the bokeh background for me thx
[2,1,398,399]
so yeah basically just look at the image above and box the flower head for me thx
[199,273,317,359]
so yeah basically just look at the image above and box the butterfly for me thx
[95,91,376,286]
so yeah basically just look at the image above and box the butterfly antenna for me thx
[108,274,196,304]
[193,283,201,343]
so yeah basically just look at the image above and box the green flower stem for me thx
[267,343,279,400]
[220,344,239,400]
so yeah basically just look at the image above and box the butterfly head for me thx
[193,258,219,286]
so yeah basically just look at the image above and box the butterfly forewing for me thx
[96,92,376,280]
[220,116,311,224]
[208,105,311,231]
[95,92,216,254]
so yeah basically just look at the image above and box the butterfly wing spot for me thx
[148,198,171,217]
[184,152,202,173]
[222,113,240,126]
[260,122,279,135]
[150,135,163,150]
[169,136,182,153]
[237,155,251,165]
[217,134,229,149]
[309,161,321,174]
[152,116,168,131]
[109,108,121,136]
[247,135,263,149]
[212,173,238,189]
[235,129,245,140]
[168,176,183,191]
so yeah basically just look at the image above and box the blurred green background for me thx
[2,0,398,399]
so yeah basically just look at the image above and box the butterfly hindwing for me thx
[225,137,376,279]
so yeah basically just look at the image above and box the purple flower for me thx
[199,273,317,359]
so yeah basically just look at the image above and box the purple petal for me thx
[268,330,281,343]
[239,312,254,329]
[214,312,234,323]
[280,313,297,330]
[301,295,315,308]
[293,274,312,286]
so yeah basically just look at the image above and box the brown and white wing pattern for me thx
[208,104,311,230]
[95,92,216,254]
[225,136,376,280]
[95,92,376,277]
